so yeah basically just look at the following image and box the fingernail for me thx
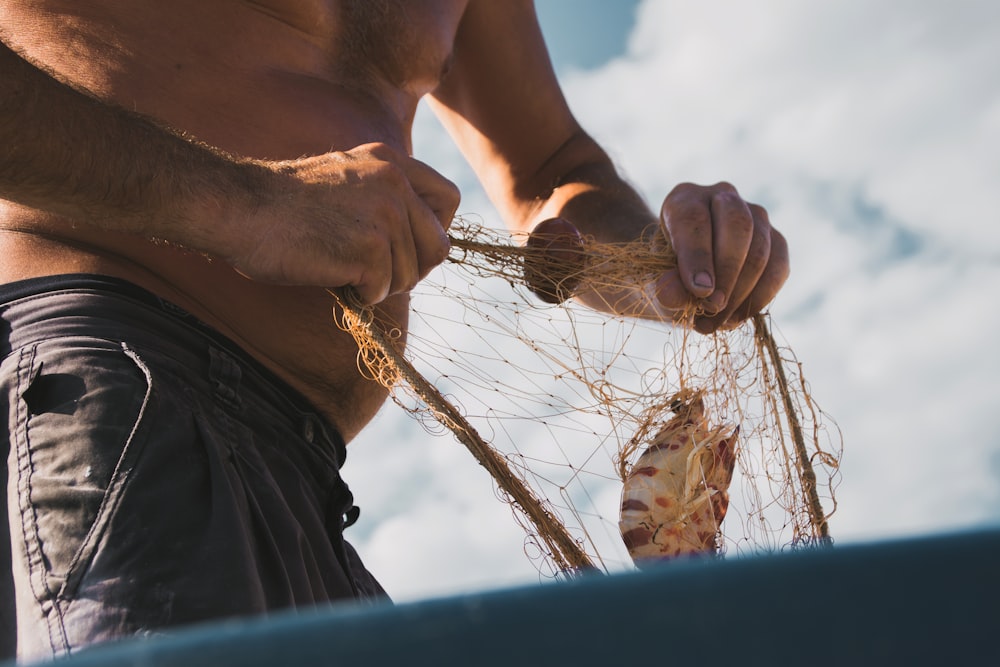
[693,271,714,289]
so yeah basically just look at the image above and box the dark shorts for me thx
[1,275,386,662]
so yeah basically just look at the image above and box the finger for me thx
[706,184,755,314]
[400,156,462,229]
[660,183,715,299]
[369,152,451,292]
[352,242,394,305]
[737,226,789,318]
[350,143,460,228]
[399,157,458,280]
[404,192,451,283]
[356,200,414,304]
[651,269,698,325]
[712,202,771,323]
[651,268,690,313]
[695,225,788,333]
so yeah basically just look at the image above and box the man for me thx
[0,0,788,660]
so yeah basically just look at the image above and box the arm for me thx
[429,0,787,332]
[0,38,255,250]
[0,38,457,304]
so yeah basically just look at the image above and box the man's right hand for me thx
[225,143,460,305]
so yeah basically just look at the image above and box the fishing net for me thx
[331,217,841,578]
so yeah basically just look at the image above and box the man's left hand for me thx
[654,181,789,333]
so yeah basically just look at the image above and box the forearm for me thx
[435,0,786,328]
[0,39,265,254]
[503,135,668,316]
[525,144,659,245]
[428,0,659,243]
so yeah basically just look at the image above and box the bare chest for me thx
[329,0,470,92]
[1,0,470,155]
[2,0,469,105]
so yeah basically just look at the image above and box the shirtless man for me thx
[0,0,788,660]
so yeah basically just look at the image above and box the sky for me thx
[344,0,1000,601]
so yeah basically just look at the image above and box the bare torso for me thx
[0,0,468,441]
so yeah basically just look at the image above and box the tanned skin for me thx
[0,0,788,443]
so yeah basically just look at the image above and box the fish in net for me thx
[331,216,842,578]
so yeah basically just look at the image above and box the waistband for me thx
[0,273,347,468]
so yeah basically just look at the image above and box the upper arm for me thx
[429,0,610,232]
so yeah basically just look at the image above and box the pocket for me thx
[10,337,152,601]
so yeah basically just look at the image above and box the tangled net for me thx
[331,217,841,578]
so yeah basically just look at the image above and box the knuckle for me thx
[713,188,746,211]
[748,202,770,223]
[665,181,701,204]
[713,187,741,201]
[374,160,406,184]
[359,141,394,158]
[712,180,738,195]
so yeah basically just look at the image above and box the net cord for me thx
[752,313,832,543]
[330,287,595,576]
[329,220,834,573]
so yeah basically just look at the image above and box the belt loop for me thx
[208,346,242,410]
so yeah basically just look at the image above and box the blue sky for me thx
[346,0,1000,600]
[535,0,641,71]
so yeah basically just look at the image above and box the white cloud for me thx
[348,428,539,600]
[567,0,1000,248]
[347,0,1000,601]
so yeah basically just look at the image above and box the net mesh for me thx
[332,217,841,578]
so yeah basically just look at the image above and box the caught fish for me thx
[619,396,739,566]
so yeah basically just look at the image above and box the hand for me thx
[654,182,788,333]
[223,142,460,304]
